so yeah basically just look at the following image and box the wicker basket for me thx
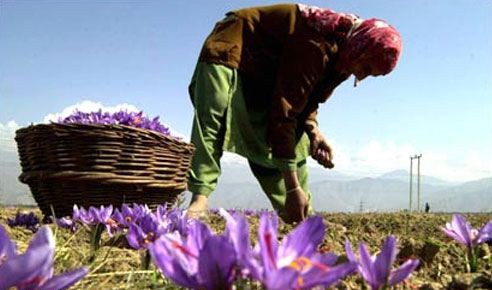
[15,123,195,217]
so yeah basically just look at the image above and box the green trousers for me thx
[187,62,313,217]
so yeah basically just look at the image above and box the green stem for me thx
[89,223,104,262]
[141,249,152,270]
[467,246,478,273]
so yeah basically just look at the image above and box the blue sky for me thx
[1,0,491,181]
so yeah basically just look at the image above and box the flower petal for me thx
[220,208,251,258]
[197,236,236,290]
[186,220,212,255]
[27,226,54,251]
[148,237,200,289]
[374,235,397,285]
[0,244,53,289]
[388,259,420,286]
[451,214,473,247]
[301,261,357,289]
[344,239,357,262]
[219,208,260,279]
[278,216,325,259]
[358,242,377,289]
[441,226,467,245]
[38,267,89,290]
[476,221,492,244]
[258,212,279,273]
[264,267,298,290]
[0,224,17,260]
[126,224,146,249]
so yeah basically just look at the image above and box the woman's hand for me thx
[284,186,309,223]
[310,131,335,169]
[282,170,309,223]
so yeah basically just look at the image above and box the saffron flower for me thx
[55,217,77,232]
[127,213,167,250]
[0,224,88,290]
[252,213,356,290]
[345,235,420,290]
[7,212,39,232]
[112,203,150,229]
[219,208,259,279]
[441,214,492,272]
[148,220,237,290]
[74,205,118,236]
[156,206,191,236]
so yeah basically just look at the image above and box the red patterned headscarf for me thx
[339,18,402,76]
[298,4,402,76]
[298,4,358,40]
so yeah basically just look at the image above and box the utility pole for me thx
[409,156,413,212]
[416,154,422,212]
[409,154,422,212]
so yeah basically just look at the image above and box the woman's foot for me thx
[187,194,209,219]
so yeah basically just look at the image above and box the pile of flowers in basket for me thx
[57,109,174,137]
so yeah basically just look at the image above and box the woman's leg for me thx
[248,160,313,220]
[187,63,234,211]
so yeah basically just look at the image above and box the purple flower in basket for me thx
[7,212,39,232]
[0,224,88,290]
[58,109,173,136]
[345,235,420,290]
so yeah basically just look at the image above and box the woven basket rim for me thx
[15,122,192,148]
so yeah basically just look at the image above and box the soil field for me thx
[1,206,491,290]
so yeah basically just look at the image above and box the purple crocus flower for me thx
[148,220,237,290]
[75,205,118,236]
[89,205,114,224]
[252,213,356,290]
[73,205,94,225]
[7,212,40,232]
[112,203,149,228]
[56,217,77,232]
[441,214,492,272]
[441,214,492,248]
[156,206,191,236]
[345,235,420,290]
[219,208,260,279]
[127,214,167,250]
[0,224,88,290]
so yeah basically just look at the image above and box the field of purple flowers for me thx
[1,205,491,290]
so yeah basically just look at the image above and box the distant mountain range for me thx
[201,163,492,213]
[1,153,491,213]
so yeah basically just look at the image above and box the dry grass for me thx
[1,206,491,289]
